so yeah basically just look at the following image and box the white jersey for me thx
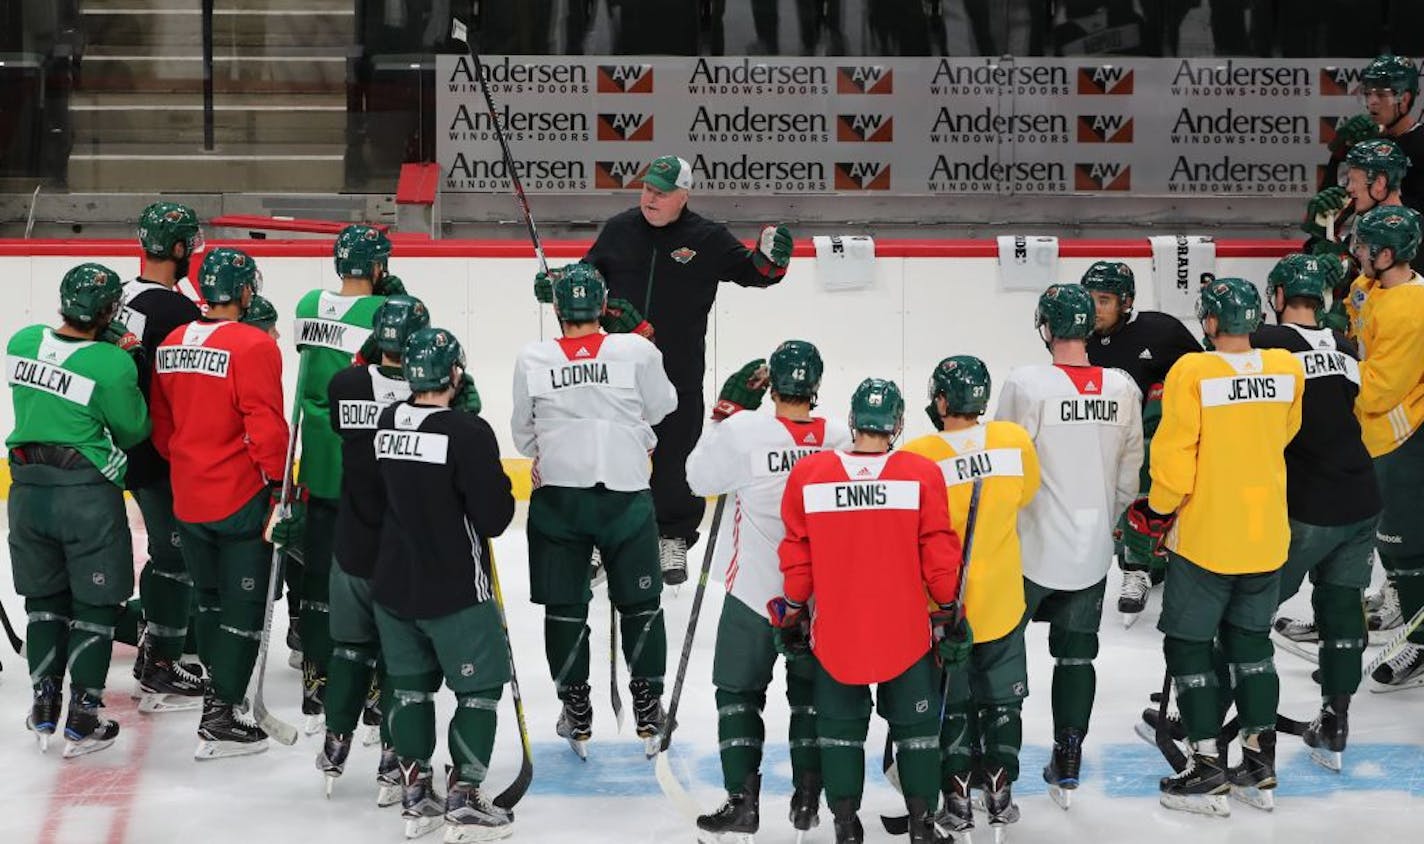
[995,363,1143,590]
[511,332,677,492]
[686,411,852,619]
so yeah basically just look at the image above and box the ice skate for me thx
[62,690,120,759]
[130,626,150,700]
[25,677,61,753]
[555,682,592,760]
[629,678,665,758]
[659,537,689,586]
[904,796,951,843]
[1272,615,1320,643]
[137,656,207,713]
[317,731,352,797]
[361,673,383,747]
[1371,643,1424,692]
[1135,702,1186,747]
[287,626,303,671]
[1302,696,1349,773]
[443,766,512,843]
[400,760,445,839]
[1159,744,1230,817]
[1118,569,1150,627]
[195,691,269,759]
[1043,728,1082,809]
[829,799,863,844]
[983,766,1020,844]
[301,660,327,735]
[934,772,974,835]
[695,772,759,844]
[377,743,403,807]
[1367,580,1402,631]
[1228,732,1277,812]
[789,771,821,840]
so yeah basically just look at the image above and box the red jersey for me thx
[151,319,287,523]
[779,449,962,685]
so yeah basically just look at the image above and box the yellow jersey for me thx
[1347,272,1424,457]
[1148,349,1304,574]
[902,420,1040,642]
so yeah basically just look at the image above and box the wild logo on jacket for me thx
[671,247,697,264]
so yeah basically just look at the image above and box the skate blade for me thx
[288,650,303,670]
[62,736,116,759]
[403,814,444,839]
[695,832,754,844]
[1134,720,1185,748]
[35,732,51,753]
[138,693,203,714]
[1047,784,1074,810]
[993,825,1009,844]
[130,682,144,701]
[1370,675,1424,693]
[564,736,589,760]
[303,713,326,735]
[1229,785,1274,812]
[324,773,338,798]
[641,734,661,759]
[361,724,381,747]
[443,821,514,843]
[377,783,403,808]
[195,738,270,760]
[1159,792,1229,817]
[1121,611,1141,629]
[1309,747,1343,773]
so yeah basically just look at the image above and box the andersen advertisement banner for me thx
[434,55,1399,197]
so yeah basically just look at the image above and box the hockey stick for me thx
[0,597,23,654]
[655,494,728,822]
[450,18,551,341]
[1365,603,1424,680]
[487,543,535,810]
[611,600,624,731]
[882,477,984,836]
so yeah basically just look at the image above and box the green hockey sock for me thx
[68,601,119,695]
[24,593,70,684]
[210,599,265,705]
[786,669,820,779]
[817,716,869,806]
[1048,629,1097,735]
[450,689,502,785]
[619,599,666,694]
[715,688,766,791]
[1165,636,1222,742]
[891,718,941,803]
[327,642,378,735]
[1222,624,1278,734]
[139,557,193,660]
[939,699,975,780]
[388,671,442,762]
[194,589,221,668]
[979,703,1023,782]
[1315,583,1367,697]
[114,599,142,647]
[544,603,590,689]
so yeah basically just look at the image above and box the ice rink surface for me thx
[1,502,1422,843]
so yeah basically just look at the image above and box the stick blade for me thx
[257,705,299,746]
[654,751,702,822]
[451,18,468,43]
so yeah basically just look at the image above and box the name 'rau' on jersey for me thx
[328,364,412,579]
[686,411,852,620]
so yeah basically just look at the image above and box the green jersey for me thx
[293,289,385,498]
[6,325,151,486]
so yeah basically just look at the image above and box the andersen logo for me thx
[833,162,892,191]
[836,114,894,142]
[445,56,589,94]
[692,154,828,192]
[837,65,893,94]
[1167,156,1309,194]
[1170,108,1310,145]
[597,64,653,93]
[597,113,654,142]
[688,59,828,95]
[926,156,1067,193]
[1077,114,1134,143]
[1169,60,1311,96]
[1074,163,1131,191]
[1078,65,1133,95]
[930,108,1068,144]
[688,107,828,143]
[447,104,589,143]
[929,61,1068,96]
[444,154,587,191]
[594,161,647,190]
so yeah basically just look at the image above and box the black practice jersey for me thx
[118,278,203,489]
[1250,323,1380,526]
[373,401,514,619]
[327,364,411,579]
[1088,310,1202,404]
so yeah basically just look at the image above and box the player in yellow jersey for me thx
[1347,206,1424,687]
[902,356,1040,839]
[1124,277,1304,817]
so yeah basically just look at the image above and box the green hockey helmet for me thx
[1079,261,1136,302]
[1361,54,1419,98]
[136,202,204,259]
[1354,204,1423,264]
[552,263,608,323]
[242,294,278,330]
[929,356,991,416]
[848,377,905,436]
[1345,137,1412,193]
[1196,277,1263,335]
[333,224,392,279]
[767,339,823,400]
[373,295,431,357]
[1035,284,1095,341]
[402,327,465,392]
[199,247,261,305]
[59,263,125,324]
[1266,253,1334,305]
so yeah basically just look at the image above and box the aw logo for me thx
[836,65,893,95]
[1319,116,1353,145]
[1074,162,1132,191]
[1078,65,1134,95]
[834,162,892,191]
[1077,114,1134,143]
[597,64,654,94]
[1320,66,1364,96]
[594,161,647,190]
[596,113,654,142]
[836,114,894,143]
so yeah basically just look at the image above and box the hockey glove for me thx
[534,267,565,304]
[373,273,407,297]
[711,359,770,420]
[101,319,142,353]
[931,602,973,668]
[767,596,811,657]
[453,371,483,415]
[1328,113,1379,156]
[1301,186,1350,238]
[750,225,793,279]
[1121,498,1175,563]
[600,297,654,339]
[354,331,381,367]
[925,402,945,432]
[264,484,309,549]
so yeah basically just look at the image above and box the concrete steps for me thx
[65,143,345,192]
[69,93,345,145]
[82,8,353,50]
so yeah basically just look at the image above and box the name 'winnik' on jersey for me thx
[155,345,231,376]
[297,318,350,349]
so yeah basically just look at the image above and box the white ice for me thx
[1,502,1422,843]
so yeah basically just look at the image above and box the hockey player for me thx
[1124,276,1304,816]
[120,202,208,713]
[318,295,430,802]
[8,263,151,756]
[373,327,516,841]
[685,340,852,843]
[150,248,290,759]
[776,378,967,844]
[1346,206,1424,688]
[1079,261,1199,623]
[902,356,1040,838]
[242,295,280,340]
[996,283,1142,809]
[1252,254,1379,770]
[513,263,678,757]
